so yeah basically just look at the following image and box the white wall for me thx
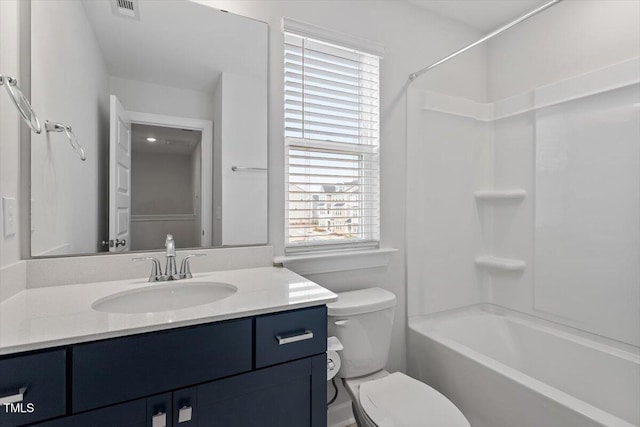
[191,144,202,245]
[487,0,640,101]
[0,0,21,265]
[130,151,198,250]
[30,0,110,256]
[132,152,195,215]
[0,0,27,300]
[217,72,268,246]
[131,219,198,251]
[212,77,223,246]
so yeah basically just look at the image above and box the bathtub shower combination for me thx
[408,306,639,427]
[405,2,640,426]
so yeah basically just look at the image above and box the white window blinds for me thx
[284,30,380,252]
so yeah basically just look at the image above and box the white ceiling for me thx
[132,124,201,155]
[81,0,267,93]
[408,0,549,32]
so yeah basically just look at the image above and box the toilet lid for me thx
[359,373,470,427]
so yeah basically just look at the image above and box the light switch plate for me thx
[2,197,17,237]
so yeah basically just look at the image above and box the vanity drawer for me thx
[255,305,327,368]
[0,350,66,426]
[71,318,252,413]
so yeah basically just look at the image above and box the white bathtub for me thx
[407,305,640,427]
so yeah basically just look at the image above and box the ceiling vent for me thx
[111,0,140,20]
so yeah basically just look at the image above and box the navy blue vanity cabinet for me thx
[71,319,252,413]
[30,393,174,427]
[178,306,327,427]
[4,305,328,427]
[188,353,326,427]
[0,350,66,427]
[255,306,327,368]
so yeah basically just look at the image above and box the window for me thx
[284,23,381,253]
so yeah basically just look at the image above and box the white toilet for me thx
[328,288,470,427]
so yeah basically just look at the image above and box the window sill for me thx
[274,248,398,275]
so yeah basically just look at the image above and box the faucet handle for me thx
[133,257,163,282]
[179,254,206,279]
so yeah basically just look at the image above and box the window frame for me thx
[283,21,383,254]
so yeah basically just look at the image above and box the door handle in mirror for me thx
[102,239,126,248]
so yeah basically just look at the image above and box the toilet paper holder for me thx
[327,336,343,381]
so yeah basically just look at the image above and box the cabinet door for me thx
[0,350,66,427]
[172,387,196,427]
[194,357,320,427]
[72,319,251,412]
[30,399,146,427]
[30,393,172,427]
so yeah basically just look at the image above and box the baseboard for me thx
[328,400,356,427]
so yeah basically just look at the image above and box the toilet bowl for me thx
[328,288,469,427]
[343,370,470,427]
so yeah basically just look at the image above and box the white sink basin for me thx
[92,282,237,314]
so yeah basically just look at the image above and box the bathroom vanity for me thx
[0,267,336,427]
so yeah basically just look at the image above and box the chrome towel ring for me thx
[0,74,42,134]
[45,121,86,161]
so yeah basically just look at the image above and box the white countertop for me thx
[0,267,337,355]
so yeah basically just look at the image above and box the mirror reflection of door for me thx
[108,95,131,252]
[129,124,203,251]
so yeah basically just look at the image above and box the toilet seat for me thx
[358,372,470,427]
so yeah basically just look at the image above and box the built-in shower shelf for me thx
[475,256,526,272]
[474,189,526,202]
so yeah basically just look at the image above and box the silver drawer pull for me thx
[178,405,193,423]
[276,330,314,345]
[152,411,167,427]
[0,387,26,405]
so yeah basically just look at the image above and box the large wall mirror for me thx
[29,0,268,257]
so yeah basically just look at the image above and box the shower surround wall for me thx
[485,0,640,347]
[407,0,640,348]
[408,60,640,345]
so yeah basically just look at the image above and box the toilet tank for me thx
[327,288,396,379]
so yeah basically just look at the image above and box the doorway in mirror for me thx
[129,124,203,252]
[118,110,213,252]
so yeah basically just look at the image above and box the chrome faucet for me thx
[164,234,178,280]
[133,234,205,282]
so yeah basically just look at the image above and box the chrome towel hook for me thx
[0,74,42,134]
[45,120,86,161]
